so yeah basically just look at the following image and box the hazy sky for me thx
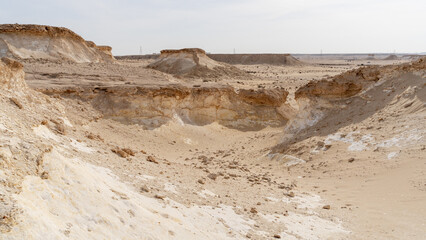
[1,0,425,55]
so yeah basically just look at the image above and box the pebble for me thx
[323,205,331,210]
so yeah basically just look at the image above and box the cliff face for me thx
[0,24,114,63]
[41,85,289,130]
[147,48,250,79]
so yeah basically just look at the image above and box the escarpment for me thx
[207,53,303,65]
[295,57,425,100]
[0,24,115,63]
[272,57,426,153]
[41,85,290,130]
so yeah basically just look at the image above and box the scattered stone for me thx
[197,179,205,184]
[348,158,355,163]
[10,97,23,109]
[207,173,218,180]
[87,133,103,141]
[323,205,331,210]
[285,192,295,198]
[54,122,66,135]
[273,234,281,239]
[154,194,165,200]
[112,148,129,158]
[40,171,49,179]
[140,150,147,154]
[147,155,158,164]
[122,148,136,156]
[250,207,258,214]
[139,185,150,193]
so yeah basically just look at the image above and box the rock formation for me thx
[41,85,289,130]
[147,48,250,78]
[273,57,426,152]
[384,54,399,60]
[0,24,115,63]
[207,53,303,65]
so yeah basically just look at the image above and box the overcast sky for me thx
[1,0,425,55]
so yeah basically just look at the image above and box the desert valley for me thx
[0,24,425,239]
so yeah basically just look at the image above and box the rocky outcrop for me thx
[295,57,425,100]
[0,57,27,90]
[96,45,115,60]
[272,57,426,153]
[147,48,250,79]
[384,54,398,60]
[0,24,114,63]
[41,85,289,130]
[207,54,303,65]
[295,66,384,99]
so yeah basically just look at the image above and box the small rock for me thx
[139,185,150,193]
[273,234,281,239]
[122,148,136,156]
[87,133,103,141]
[285,192,295,198]
[348,158,355,163]
[197,179,205,184]
[323,205,331,210]
[250,207,258,214]
[147,155,158,164]
[404,101,414,108]
[40,171,49,179]
[10,97,23,109]
[55,122,66,135]
[112,148,129,158]
[207,173,218,180]
[154,194,165,200]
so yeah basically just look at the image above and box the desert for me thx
[0,20,425,240]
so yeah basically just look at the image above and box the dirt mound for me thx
[384,54,399,60]
[0,24,115,63]
[147,48,250,78]
[207,54,303,65]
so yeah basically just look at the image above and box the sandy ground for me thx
[1,56,424,239]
